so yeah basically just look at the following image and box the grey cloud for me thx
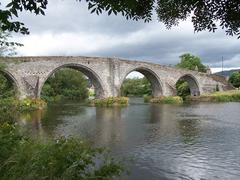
[16,0,146,36]
[11,0,240,68]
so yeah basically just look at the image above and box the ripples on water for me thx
[18,98,240,180]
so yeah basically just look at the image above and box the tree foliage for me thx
[0,123,124,180]
[41,68,89,101]
[175,53,207,99]
[0,29,22,56]
[176,79,190,99]
[121,77,151,97]
[229,71,240,88]
[1,1,240,37]
[176,53,207,73]
[0,72,15,99]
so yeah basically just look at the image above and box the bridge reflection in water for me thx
[16,100,240,179]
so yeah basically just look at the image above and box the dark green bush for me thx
[41,68,89,102]
[121,77,152,97]
[0,124,124,180]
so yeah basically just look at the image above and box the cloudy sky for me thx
[8,0,240,72]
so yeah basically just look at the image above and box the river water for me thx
[18,98,240,180]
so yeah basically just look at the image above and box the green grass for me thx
[89,97,129,107]
[150,96,183,104]
[189,90,240,102]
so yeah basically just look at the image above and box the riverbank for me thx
[0,98,47,112]
[187,90,240,102]
[0,98,124,179]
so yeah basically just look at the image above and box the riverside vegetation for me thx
[41,68,129,107]
[0,65,125,179]
[188,90,240,102]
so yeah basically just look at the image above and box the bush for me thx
[0,98,19,124]
[176,79,190,100]
[150,96,183,104]
[0,71,16,99]
[90,97,129,107]
[121,77,152,97]
[229,71,240,88]
[199,90,240,102]
[18,98,47,111]
[143,95,152,103]
[0,124,124,180]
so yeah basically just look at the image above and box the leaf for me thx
[91,8,96,14]
[10,8,18,17]
[40,9,45,15]
[108,9,112,16]
[6,2,13,8]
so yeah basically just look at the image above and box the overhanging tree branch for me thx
[0,0,240,38]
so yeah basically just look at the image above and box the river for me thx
[18,98,240,180]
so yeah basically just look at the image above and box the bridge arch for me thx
[38,63,105,98]
[120,67,163,97]
[0,69,19,97]
[176,74,201,96]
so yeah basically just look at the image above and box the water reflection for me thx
[178,118,200,145]
[16,99,240,180]
[19,109,46,138]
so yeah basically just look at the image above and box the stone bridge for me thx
[0,56,233,99]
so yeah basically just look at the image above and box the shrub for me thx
[18,98,47,111]
[90,97,129,107]
[143,95,152,103]
[229,71,240,88]
[150,96,183,104]
[0,98,19,124]
[200,90,240,102]
[0,124,124,180]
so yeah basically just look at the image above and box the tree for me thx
[175,53,206,99]
[176,79,190,99]
[121,77,151,97]
[0,72,15,99]
[0,29,22,56]
[229,71,240,88]
[176,53,207,73]
[1,1,240,38]
[41,68,89,101]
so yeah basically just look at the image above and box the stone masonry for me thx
[0,56,233,99]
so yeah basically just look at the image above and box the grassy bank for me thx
[145,96,183,104]
[89,97,129,107]
[188,90,240,102]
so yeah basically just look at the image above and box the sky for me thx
[6,0,240,73]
